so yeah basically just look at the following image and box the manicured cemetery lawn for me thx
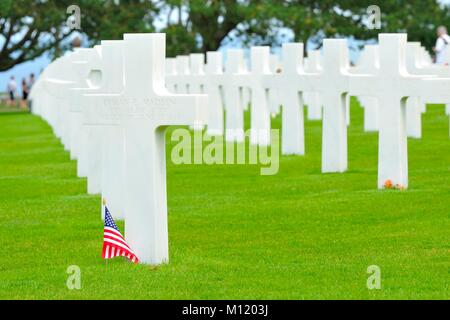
[0,103,29,114]
[0,99,448,299]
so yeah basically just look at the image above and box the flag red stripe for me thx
[104,238,136,254]
[103,238,138,263]
[104,234,130,249]
[104,226,125,238]
[105,243,138,263]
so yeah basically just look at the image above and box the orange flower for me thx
[384,179,393,189]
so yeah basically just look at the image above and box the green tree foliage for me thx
[1,0,449,70]
[0,0,156,71]
[158,0,450,55]
[155,0,282,55]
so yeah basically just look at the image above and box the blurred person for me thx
[29,73,35,89]
[28,73,35,111]
[433,26,450,65]
[72,36,82,49]
[21,78,29,109]
[7,76,17,106]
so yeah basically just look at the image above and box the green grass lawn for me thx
[0,99,449,299]
[0,103,29,114]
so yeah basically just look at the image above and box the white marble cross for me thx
[405,43,430,138]
[242,57,252,112]
[30,60,53,120]
[30,60,61,121]
[240,47,272,146]
[60,53,87,152]
[188,54,207,131]
[351,45,380,132]
[67,47,102,177]
[307,40,351,173]
[41,54,77,146]
[188,53,205,94]
[39,50,99,159]
[349,34,435,188]
[406,42,450,138]
[69,46,104,194]
[38,63,61,126]
[85,33,207,264]
[223,49,247,143]
[82,40,126,218]
[303,50,322,120]
[167,54,205,95]
[174,55,190,93]
[268,54,281,116]
[204,51,224,136]
[263,43,317,155]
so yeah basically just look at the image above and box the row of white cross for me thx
[29,33,450,265]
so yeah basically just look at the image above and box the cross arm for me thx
[81,93,123,126]
[88,92,208,129]
[416,77,450,103]
[43,79,76,99]
[149,93,208,128]
[69,87,99,112]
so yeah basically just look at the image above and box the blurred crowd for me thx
[5,74,35,109]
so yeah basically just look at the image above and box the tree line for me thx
[0,0,449,71]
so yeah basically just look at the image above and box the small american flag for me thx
[102,205,139,264]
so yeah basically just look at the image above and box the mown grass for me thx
[0,103,29,114]
[0,99,448,299]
